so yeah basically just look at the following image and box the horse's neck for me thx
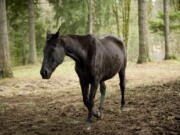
[62,36,86,64]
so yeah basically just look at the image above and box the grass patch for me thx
[13,57,76,79]
[11,59,180,81]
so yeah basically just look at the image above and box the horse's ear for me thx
[46,30,52,40]
[54,27,61,38]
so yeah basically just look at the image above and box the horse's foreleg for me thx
[119,70,126,110]
[87,81,98,123]
[80,80,89,109]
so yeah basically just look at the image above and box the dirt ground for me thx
[0,61,180,135]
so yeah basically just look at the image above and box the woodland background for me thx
[0,0,179,78]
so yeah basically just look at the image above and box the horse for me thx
[40,28,127,128]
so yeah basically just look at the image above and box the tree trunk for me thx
[28,0,37,63]
[137,0,150,63]
[163,0,170,59]
[122,0,131,48]
[0,0,13,79]
[112,3,121,37]
[170,0,180,11]
[87,0,93,34]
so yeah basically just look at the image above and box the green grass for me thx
[8,59,180,85]
[13,57,76,79]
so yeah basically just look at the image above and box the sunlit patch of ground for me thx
[0,60,180,135]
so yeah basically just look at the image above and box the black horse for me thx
[40,28,127,127]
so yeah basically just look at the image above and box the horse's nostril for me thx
[44,70,48,76]
[40,68,49,77]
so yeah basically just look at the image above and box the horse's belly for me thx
[100,63,121,81]
[100,52,124,81]
[101,72,117,81]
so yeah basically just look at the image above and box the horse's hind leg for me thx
[119,70,126,110]
[93,82,106,118]
[92,81,106,119]
[99,82,106,118]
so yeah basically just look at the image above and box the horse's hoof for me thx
[96,111,101,118]
[85,122,91,131]
[93,110,100,118]
[99,113,104,119]
[119,106,125,113]
[86,126,91,131]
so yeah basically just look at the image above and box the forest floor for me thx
[0,60,180,135]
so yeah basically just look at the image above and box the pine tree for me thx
[137,0,150,63]
[0,0,13,79]
[28,0,37,63]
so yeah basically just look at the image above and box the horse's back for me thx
[98,35,126,62]
[99,35,125,51]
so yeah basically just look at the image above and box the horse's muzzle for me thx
[40,68,51,79]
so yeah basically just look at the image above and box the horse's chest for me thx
[75,65,93,82]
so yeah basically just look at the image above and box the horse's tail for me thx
[118,38,127,69]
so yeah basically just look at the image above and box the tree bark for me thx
[112,3,121,38]
[122,0,131,48]
[163,0,170,59]
[87,0,93,34]
[28,0,37,63]
[170,0,180,11]
[137,0,150,63]
[0,0,13,79]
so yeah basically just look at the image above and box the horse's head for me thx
[40,28,65,79]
